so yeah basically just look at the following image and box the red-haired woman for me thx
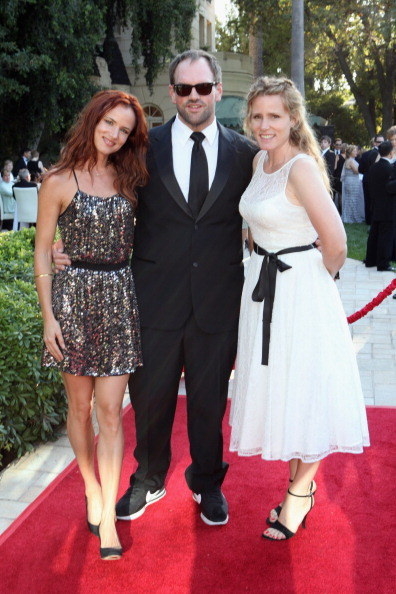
[34,90,148,560]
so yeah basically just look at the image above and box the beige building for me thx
[95,0,254,130]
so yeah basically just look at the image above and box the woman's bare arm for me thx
[287,159,347,277]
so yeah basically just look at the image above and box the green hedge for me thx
[0,229,67,466]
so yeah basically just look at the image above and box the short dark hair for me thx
[373,134,384,143]
[320,135,332,143]
[169,50,222,85]
[378,140,393,157]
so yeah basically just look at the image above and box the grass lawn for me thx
[344,222,395,264]
[344,223,368,261]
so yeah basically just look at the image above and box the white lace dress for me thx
[230,152,369,462]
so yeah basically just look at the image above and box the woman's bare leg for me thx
[62,372,102,526]
[268,459,299,522]
[94,374,128,549]
[264,459,320,540]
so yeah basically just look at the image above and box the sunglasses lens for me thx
[174,83,215,96]
[174,85,192,97]
[195,83,214,95]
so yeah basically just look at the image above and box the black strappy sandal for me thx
[262,488,315,541]
[266,480,316,526]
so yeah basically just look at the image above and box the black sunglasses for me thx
[173,82,218,97]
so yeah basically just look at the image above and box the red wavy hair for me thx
[49,90,149,205]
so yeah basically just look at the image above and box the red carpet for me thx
[1,401,395,594]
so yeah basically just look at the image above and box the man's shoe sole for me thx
[116,488,166,521]
[192,493,229,526]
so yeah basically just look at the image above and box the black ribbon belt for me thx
[252,241,315,365]
[70,259,129,271]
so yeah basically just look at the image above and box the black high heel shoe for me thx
[262,488,315,541]
[265,480,316,526]
[85,496,100,537]
[99,525,123,561]
[100,546,123,561]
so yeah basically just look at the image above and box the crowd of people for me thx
[319,129,396,273]
[30,50,372,562]
[0,150,45,230]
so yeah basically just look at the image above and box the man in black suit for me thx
[333,139,345,214]
[359,134,384,224]
[12,148,31,178]
[320,136,336,196]
[365,141,395,271]
[113,50,257,526]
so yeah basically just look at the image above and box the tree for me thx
[306,0,395,136]
[0,0,196,161]
[0,0,106,160]
[219,0,292,76]
[216,0,395,138]
[107,0,196,90]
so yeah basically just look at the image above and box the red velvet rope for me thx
[347,278,396,324]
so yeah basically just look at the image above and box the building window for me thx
[206,21,212,50]
[199,15,205,48]
[143,104,164,129]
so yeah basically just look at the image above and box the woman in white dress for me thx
[229,77,369,541]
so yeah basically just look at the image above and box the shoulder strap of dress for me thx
[253,150,267,174]
[72,169,80,190]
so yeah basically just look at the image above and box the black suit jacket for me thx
[322,150,336,187]
[358,148,378,177]
[386,162,396,195]
[132,118,258,333]
[368,158,394,221]
[12,158,29,178]
[333,154,345,193]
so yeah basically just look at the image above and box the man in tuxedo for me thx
[320,136,336,195]
[365,141,395,271]
[54,50,257,525]
[359,134,384,224]
[333,139,345,214]
[115,50,257,525]
[12,148,31,178]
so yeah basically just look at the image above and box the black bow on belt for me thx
[251,241,315,365]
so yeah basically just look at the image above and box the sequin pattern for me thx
[42,190,142,376]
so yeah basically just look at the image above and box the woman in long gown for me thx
[34,90,148,559]
[341,144,365,223]
[229,77,369,541]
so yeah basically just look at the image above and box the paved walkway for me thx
[1,259,395,536]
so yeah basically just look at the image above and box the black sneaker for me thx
[193,489,229,525]
[116,482,166,520]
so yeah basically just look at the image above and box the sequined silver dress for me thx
[42,183,142,376]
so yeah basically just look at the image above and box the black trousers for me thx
[363,180,371,225]
[128,314,238,493]
[365,220,394,269]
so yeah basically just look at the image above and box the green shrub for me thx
[0,229,67,465]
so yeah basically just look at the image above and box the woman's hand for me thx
[44,318,65,361]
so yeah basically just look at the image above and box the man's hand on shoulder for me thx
[52,239,71,272]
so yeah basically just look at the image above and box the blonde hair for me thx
[244,76,330,192]
[386,125,396,139]
[345,144,357,158]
